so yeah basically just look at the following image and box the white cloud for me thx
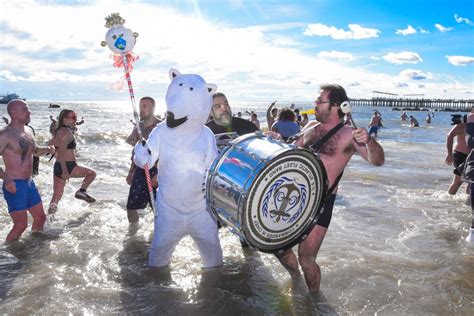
[369,56,380,61]
[395,25,417,36]
[435,23,453,32]
[418,27,429,33]
[383,51,423,64]
[454,14,473,25]
[446,55,474,67]
[317,50,355,61]
[399,69,433,80]
[303,23,380,40]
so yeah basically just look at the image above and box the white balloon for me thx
[104,25,136,54]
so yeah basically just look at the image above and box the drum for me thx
[206,132,328,253]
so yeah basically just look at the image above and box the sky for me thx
[0,0,473,102]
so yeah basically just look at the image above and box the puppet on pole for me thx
[101,13,155,214]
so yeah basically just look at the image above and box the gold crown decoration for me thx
[104,13,125,28]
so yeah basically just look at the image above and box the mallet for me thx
[340,101,357,128]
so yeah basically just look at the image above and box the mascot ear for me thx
[206,83,217,95]
[168,68,181,80]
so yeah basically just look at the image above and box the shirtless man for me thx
[0,100,55,241]
[125,97,161,223]
[368,110,383,138]
[446,118,469,195]
[268,84,385,293]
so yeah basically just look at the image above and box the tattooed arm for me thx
[0,131,16,193]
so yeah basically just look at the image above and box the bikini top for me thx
[67,138,76,150]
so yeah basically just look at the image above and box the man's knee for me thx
[298,251,316,271]
[35,212,47,224]
[12,221,28,233]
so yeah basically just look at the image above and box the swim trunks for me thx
[2,179,42,213]
[54,161,77,178]
[453,150,468,176]
[369,126,379,136]
[315,194,336,228]
[126,166,158,210]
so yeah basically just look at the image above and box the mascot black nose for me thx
[166,111,188,128]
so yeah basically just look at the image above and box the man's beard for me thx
[139,113,153,121]
[216,112,232,126]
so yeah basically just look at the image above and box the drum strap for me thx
[309,122,345,194]
[309,122,344,152]
[328,171,344,194]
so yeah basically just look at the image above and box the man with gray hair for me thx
[206,92,259,138]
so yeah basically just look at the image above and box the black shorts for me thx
[315,194,336,228]
[32,156,39,176]
[126,166,157,210]
[453,151,468,176]
[54,161,77,178]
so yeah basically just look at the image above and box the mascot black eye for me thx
[189,87,194,91]
[120,33,124,37]
[112,35,117,40]
[179,83,183,86]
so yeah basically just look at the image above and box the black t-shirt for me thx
[206,117,258,136]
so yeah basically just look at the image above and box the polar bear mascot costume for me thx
[134,68,223,268]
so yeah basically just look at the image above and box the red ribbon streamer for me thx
[112,52,139,72]
[110,52,139,90]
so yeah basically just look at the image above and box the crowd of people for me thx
[0,82,472,296]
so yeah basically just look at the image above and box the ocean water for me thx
[0,101,472,315]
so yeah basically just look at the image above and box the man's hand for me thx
[47,145,55,155]
[265,131,283,141]
[445,154,454,165]
[152,174,158,188]
[352,128,370,145]
[3,175,16,193]
[126,170,134,185]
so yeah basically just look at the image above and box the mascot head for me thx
[165,68,217,133]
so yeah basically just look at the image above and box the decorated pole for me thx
[101,13,156,214]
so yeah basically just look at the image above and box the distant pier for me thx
[350,91,474,111]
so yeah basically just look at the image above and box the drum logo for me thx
[261,176,307,224]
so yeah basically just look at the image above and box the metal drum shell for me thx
[206,132,328,253]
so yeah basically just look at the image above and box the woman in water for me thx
[48,109,96,214]
[271,108,300,141]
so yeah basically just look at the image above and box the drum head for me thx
[243,149,327,252]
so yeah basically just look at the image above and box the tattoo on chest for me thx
[19,136,29,163]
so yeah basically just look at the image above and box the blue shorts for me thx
[2,179,42,213]
[369,126,379,136]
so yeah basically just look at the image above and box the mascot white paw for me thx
[134,68,222,268]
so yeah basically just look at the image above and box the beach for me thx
[0,102,473,315]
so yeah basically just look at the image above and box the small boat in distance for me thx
[49,103,61,108]
[0,93,26,104]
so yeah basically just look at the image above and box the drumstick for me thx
[340,101,357,128]
[285,123,318,143]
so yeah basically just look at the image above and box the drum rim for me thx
[241,148,328,253]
